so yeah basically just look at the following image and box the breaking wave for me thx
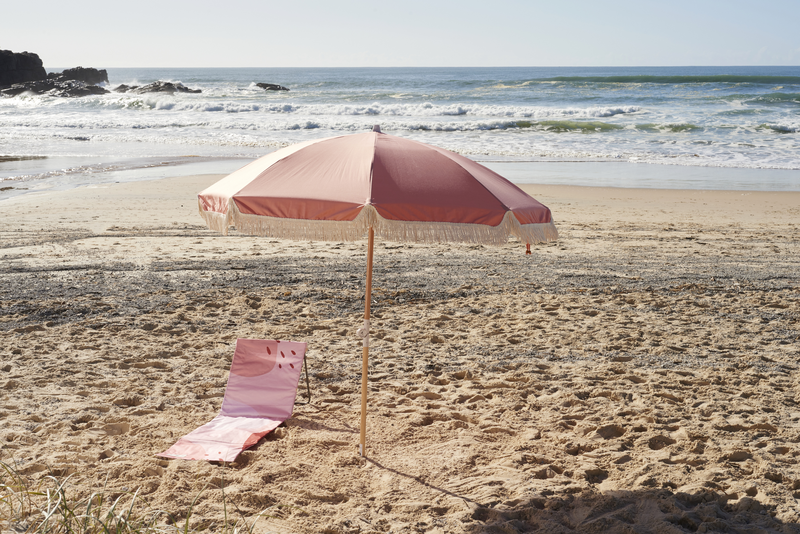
[1,94,641,119]
[536,75,800,85]
[758,122,800,133]
[635,123,702,132]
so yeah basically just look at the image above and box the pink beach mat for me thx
[157,338,307,462]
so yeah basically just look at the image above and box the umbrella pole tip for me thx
[372,125,382,133]
[526,243,531,255]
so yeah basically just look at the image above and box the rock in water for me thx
[0,79,109,98]
[46,80,109,97]
[256,82,289,91]
[0,50,47,87]
[49,67,109,85]
[114,81,201,94]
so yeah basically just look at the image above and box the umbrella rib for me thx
[367,131,378,208]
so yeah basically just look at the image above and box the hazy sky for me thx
[6,0,800,68]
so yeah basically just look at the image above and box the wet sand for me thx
[1,175,799,533]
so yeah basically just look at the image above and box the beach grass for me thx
[0,458,293,533]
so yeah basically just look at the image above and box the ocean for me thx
[1,66,799,197]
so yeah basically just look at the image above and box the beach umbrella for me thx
[197,126,558,456]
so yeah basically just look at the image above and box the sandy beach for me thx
[1,175,799,533]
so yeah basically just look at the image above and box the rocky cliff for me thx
[0,50,47,86]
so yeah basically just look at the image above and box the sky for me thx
[5,0,800,68]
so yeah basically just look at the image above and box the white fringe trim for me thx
[198,200,558,245]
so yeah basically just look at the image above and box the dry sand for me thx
[1,175,800,533]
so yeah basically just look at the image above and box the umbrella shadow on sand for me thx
[349,460,795,533]
[365,457,482,506]
[454,487,794,533]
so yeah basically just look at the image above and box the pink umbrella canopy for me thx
[197,128,558,457]
[198,129,557,244]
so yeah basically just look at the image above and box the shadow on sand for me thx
[366,457,800,533]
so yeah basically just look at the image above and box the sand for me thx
[1,175,800,533]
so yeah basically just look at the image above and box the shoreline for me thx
[1,172,798,234]
[2,158,799,204]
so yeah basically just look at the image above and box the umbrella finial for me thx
[372,125,382,133]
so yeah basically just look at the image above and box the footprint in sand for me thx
[103,422,131,436]
[726,450,753,462]
[648,435,677,450]
[406,391,442,401]
[144,466,164,477]
[590,424,626,441]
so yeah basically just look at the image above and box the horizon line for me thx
[42,64,800,70]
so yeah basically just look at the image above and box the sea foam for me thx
[1,66,799,182]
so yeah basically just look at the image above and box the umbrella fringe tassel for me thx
[197,203,232,235]
[373,211,558,245]
[199,202,558,245]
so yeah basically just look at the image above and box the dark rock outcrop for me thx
[0,50,47,87]
[113,81,201,94]
[1,51,202,98]
[48,66,108,85]
[0,79,109,98]
[256,82,289,91]
[1,51,110,97]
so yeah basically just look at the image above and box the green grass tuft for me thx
[1,457,300,533]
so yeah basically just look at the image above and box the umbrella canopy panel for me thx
[198,131,557,245]
[372,135,551,227]
[236,134,374,222]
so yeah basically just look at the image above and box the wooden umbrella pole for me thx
[360,226,375,456]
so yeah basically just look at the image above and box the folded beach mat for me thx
[158,338,307,462]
